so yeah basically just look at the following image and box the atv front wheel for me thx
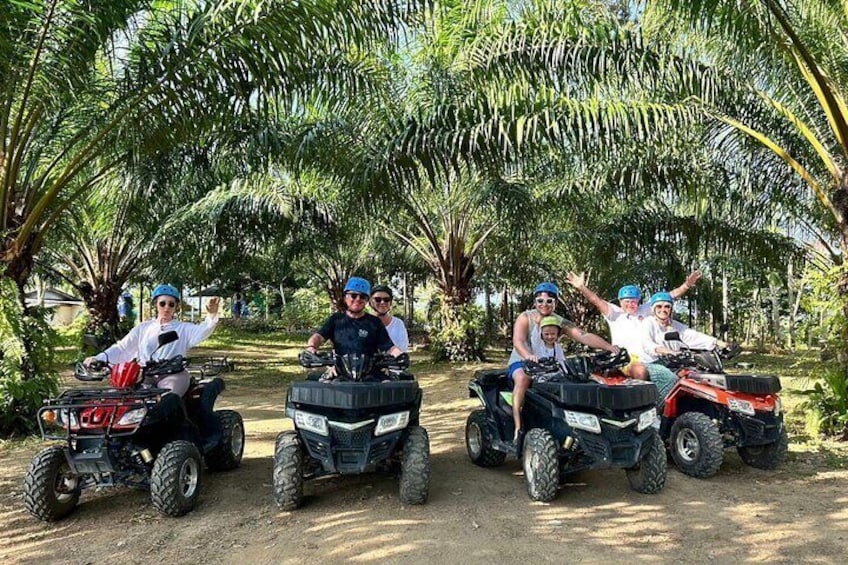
[273,431,304,510]
[465,410,506,467]
[205,410,245,471]
[523,428,559,502]
[626,430,667,493]
[737,427,788,470]
[151,440,202,517]
[399,426,430,505]
[23,446,81,521]
[669,412,724,478]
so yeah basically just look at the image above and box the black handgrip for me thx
[299,350,334,368]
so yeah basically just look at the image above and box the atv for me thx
[465,350,667,502]
[24,331,245,521]
[655,333,786,478]
[273,351,429,509]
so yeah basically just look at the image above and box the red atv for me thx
[23,331,244,521]
[656,333,786,478]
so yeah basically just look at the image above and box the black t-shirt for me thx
[317,312,394,355]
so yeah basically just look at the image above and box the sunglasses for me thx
[158,300,176,308]
[535,297,556,305]
[345,292,368,301]
[654,304,672,310]
[372,297,392,304]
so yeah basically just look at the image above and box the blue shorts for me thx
[506,361,525,386]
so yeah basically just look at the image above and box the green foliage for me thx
[799,265,845,349]
[429,300,487,362]
[0,280,59,437]
[279,288,333,332]
[799,363,848,440]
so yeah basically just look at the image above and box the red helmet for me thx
[111,361,142,389]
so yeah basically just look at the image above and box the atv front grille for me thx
[330,427,371,447]
[576,426,645,468]
[735,412,782,445]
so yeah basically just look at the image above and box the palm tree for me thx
[640,0,848,343]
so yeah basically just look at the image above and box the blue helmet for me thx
[649,291,673,307]
[152,284,180,302]
[344,277,371,296]
[617,285,642,301]
[534,282,559,297]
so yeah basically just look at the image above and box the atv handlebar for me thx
[591,348,631,371]
[74,361,109,381]
[298,350,410,370]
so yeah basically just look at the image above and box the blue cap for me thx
[649,292,673,307]
[533,282,559,296]
[617,285,642,301]
[344,277,371,296]
[152,284,180,302]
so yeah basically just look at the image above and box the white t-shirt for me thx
[603,301,652,361]
[640,316,717,363]
[532,342,565,363]
[385,316,409,353]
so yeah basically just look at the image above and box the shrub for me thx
[0,279,59,437]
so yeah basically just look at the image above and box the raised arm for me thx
[566,272,611,317]
[670,270,701,299]
[563,324,619,353]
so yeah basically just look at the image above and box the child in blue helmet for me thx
[640,292,728,405]
[565,270,701,380]
[507,281,619,448]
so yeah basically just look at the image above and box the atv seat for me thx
[475,369,509,388]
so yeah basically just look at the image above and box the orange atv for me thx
[656,333,786,478]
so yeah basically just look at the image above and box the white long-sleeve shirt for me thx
[95,314,219,365]
[640,316,717,363]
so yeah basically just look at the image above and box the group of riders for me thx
[83,273,727,445]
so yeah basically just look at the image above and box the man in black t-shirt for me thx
[306,278,402,377]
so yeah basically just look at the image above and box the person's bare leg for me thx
[512,370,531,440]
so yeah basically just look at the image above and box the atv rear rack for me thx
[38,388,166,440]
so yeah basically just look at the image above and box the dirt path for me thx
[2,349,847,564]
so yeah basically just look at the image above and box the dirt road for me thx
[2,349,847,564]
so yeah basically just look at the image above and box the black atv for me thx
[273,351,430,509]
[465,351,666,502]
[24,331,245,521]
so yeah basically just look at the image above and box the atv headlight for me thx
[294,410,329,436]
[117,407,147,426]
[636,408,657,432]
[564,410,601,434]
[375,411,410,436]
[728,398,755,416]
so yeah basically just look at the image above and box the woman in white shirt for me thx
[84,284,220,396]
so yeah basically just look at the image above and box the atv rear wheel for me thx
[151,440,202,517]
[205,410,245,471]
[23,446,81,522]
[626,430,667,493]
[273,431,304,510]
[465,410,506,467]
[399,426,430,505]
[523,428,559,502]
[670,412,724,478]
[737,427,788,470]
